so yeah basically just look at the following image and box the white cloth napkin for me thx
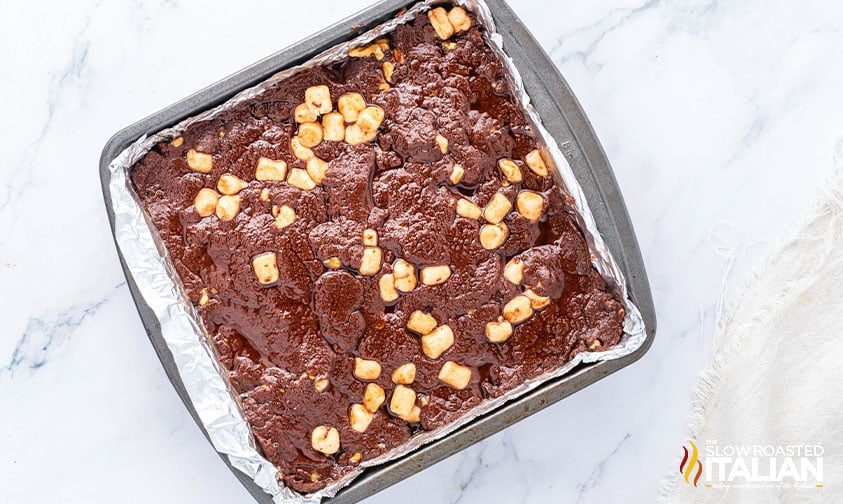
[660,157,843,503]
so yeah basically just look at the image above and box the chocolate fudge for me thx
[130,4,624,493]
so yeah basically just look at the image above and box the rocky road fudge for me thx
[131,4,624,493]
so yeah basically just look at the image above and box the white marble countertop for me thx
[2,0,842,502]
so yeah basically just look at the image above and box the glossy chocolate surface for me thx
[131,8,623,493]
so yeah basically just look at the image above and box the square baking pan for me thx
[99,0,656,502]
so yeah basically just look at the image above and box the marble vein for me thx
[448,447,486,504]
[575,432,631,503]
[446,431,531,504]
[1,282,123,376]
[0,25,92,243]
[547,0,661,70]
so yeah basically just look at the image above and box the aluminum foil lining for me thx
[107,0,648,502]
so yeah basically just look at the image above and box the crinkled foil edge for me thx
[107,1,647,502]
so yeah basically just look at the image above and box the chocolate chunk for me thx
[321,145,376,223]
[309,218,365,270]
[518,245,567,298]
[314,271,365,352]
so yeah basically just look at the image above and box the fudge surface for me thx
[130,5,624,493]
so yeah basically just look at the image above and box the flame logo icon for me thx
[679,440,703,487]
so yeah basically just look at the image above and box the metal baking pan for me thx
[99,0,656,501]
